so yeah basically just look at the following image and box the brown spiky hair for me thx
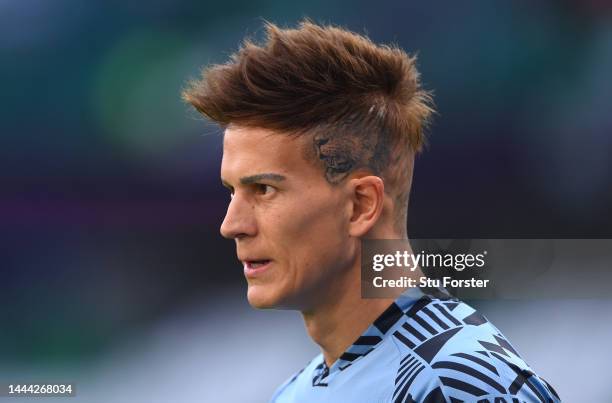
[182,20,434,236]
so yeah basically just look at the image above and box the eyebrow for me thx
[241,173,286,185]
[221,173,287,188]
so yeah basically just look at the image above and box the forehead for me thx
[221,126,319,180]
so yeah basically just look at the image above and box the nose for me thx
[220,193,257,239]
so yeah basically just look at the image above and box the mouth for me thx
[242,259,272,278]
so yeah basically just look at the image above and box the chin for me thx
[246,284,297,310]
[246,284,282,309]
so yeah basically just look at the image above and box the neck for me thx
[301,260,394,367]
[301,231,418,367]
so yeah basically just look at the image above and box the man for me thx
[183,20,560,403]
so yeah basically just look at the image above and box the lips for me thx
[242,259,272,278]
[248,260,269,268]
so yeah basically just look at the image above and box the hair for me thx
[182,20,434,236]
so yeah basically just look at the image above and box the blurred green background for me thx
[1,0,611,401]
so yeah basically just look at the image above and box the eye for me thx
[255,184,275,195]
[223,185,234,199]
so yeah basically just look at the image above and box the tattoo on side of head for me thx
[312,126,391,184]
[313,134,356,183]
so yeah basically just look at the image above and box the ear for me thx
[347,175,385,237]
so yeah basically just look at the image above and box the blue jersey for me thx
[271,288,560,403]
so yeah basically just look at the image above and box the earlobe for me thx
[348,176,385,237]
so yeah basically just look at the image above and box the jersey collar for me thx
[312,287,427,387]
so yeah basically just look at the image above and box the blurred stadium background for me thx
[1,0,611,401]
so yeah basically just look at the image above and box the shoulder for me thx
[269,355,320,403]
[388,296,561,402]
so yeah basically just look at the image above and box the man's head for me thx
[183,21,433,310]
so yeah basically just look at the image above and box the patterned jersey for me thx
[270,288,560,403]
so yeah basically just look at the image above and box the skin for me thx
[220,125,411,366]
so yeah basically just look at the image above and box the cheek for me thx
[279,200,348,274]
[278,196,345,246]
